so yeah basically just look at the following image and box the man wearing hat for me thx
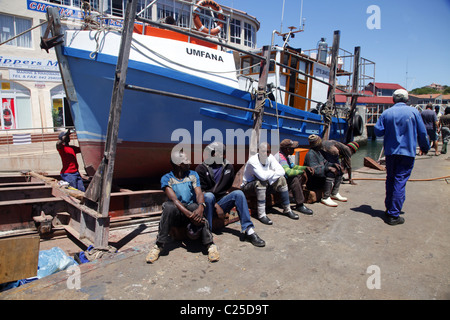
[374,89,429,225]
[146,151,219,263]
[274,139,313,215]
[321,140,359,185]
[195,142,265,247]
[304,134,347,207]
[56,129,85,191]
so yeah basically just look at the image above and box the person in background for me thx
[438,106,450,154]
[304,135,347,207]
[241,142,299,225]
[195,142,265,247]
[420,103,439,156]
[146,151,219,263]
[321,140,360,185]
[274,139,313,215]
[56,129,85,191]
[374,89,429,225]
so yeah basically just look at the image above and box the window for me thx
[1,82,31,129]
[244,22,256,48]
[230,19,241,44]
[0,14,32,48]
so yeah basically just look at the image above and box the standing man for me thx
[438,106,450,154]
[420,103,439,156]
[274,139,313,215]
[195,142,265,247]
[374,89,429,225]
[56,129,85,191]
[146,151,219,263]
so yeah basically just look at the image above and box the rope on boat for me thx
[352,175,450,182]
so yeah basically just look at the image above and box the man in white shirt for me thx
[241,142,299,225]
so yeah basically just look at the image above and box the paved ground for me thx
[1,153,449,302]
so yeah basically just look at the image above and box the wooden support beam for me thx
[322,30,340,141]
[249,45,271,156]
[82,0,139,248]
[345,46,361,143]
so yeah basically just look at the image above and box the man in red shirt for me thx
[56,129,85,191]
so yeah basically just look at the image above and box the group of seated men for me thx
[146,135,359,264]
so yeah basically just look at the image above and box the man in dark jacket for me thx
[195,142,265,247]
[304,134,347,207]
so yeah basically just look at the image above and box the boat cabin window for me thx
[230,19,241,44]
[244,22,256,49]
[240,52,275,75]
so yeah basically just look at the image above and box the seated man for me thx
[195,142,265,247]
[241,142,299,225]
[274,139,313,215]
[321,140,359,185]
[146,151,219,263]
[56,129,85,191]
[304,135,347,207]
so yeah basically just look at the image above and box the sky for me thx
[219,0,450,91]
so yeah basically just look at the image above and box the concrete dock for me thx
[1,152,449,301]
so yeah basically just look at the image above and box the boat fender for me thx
[193,0,225,36]
[352,114,364,137]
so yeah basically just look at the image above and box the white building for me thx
[0,0,259,133]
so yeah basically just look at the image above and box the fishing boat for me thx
[43,0,353,183]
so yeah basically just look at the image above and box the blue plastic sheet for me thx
[0,247,78,292]
[37,247,78,278]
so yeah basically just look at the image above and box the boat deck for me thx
[1,152,449,301]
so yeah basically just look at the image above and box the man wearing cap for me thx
[304,134,347,207]
[146,151,219,263]
[321,140,359,185]
[274,139,313,215]
[195,142,265,247]
[241,142,299,225]
[420,103,439,156]
[374,89,429,225]
[56,129,85,191]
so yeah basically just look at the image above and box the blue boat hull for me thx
[63,44,347,181]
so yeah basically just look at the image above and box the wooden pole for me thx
[345,46,361,143]
[322,30,340,141]
[232,45,271,189]
[249,45,271,156]
[84,0,138,247]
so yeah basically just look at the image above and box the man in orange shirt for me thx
[56,129,85,191]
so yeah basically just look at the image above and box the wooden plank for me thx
[0,235,40,283]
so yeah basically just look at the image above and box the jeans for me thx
[385,155,415,217]
[156,201,214,246]
[61,172,85,191]
[203,190,254,233]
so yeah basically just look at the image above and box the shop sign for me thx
[9,69,61,82]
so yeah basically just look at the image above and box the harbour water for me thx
[352,139,384,169]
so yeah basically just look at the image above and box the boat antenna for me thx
[280,0,286,33]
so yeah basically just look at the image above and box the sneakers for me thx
[331,193,348,202]
[147,243,220,263]
[145,245,161,263]
[321,197,338,207]
[207,244,220,262]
